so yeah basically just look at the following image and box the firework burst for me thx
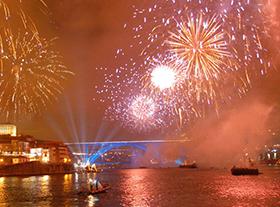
[129,95,156,121]
[167,15,232,81]
[96,0,274,132]
[133,0,272,104]
[0,30,73,120]
[151,65,177,90]
[106,94,165,132]
[143,53,186,93]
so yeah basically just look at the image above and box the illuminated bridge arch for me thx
[65,139,190,165]
[87,143,147,164]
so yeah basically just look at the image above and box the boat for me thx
[88,179,110,195]
[179,161,198,169]
[89,183,111,195]
[231,166,260,176]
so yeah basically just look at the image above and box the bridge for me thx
[65,139,189,165]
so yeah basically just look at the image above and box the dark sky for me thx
[12,0,280,144]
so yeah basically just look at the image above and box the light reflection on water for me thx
[120,169,151,207]
[87,195,99,207]
[0,168,279,207]
[215,171,280,207]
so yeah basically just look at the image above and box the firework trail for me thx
[0,30,73,121]
[0,0,47,36]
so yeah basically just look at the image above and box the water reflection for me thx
[0,169,278,207]
[215,175,280,206]
[64,174,73,192]
[0,177,7,207]
[120,169,151,207]
[39,175,51,197]
[86,195,99,207]
[0,177,5,184]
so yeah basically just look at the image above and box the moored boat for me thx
[231,166,260,176]
[179,162,198,169]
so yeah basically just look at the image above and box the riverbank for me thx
[0,161,74,176]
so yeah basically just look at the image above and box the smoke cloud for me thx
[187,100,274,167]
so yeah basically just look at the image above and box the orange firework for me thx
[0,0,47,35]
[0,30,73,121]
[167,14,232,81]
[166,14,235,103]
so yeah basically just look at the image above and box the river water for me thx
[0,167,279,207]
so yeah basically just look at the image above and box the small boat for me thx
[88,179,110,195]
[179,162,198,169]
[78,184,110,196]
[89,183,110,195]
[231,166,260,176]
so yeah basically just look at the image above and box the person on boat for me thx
[89,178,94,192]
[95,179,103,190]
[95,179,99,190]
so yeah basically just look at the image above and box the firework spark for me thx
[0,30,73,120]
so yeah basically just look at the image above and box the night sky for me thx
[6,0,280,144]
[19,1,144,141]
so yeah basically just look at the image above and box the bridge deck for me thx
[65,139,190,145]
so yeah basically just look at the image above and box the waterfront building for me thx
[33,140,73,163]
[0,134,73,165]
[0,124,17,137]
[259,144,280,165]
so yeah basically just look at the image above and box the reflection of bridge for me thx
[66,139,189,164]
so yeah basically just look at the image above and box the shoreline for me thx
[0,161,74,177]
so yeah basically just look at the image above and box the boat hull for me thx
[89,186,110,195]
[179,164,197,168]
[231,168,259,176]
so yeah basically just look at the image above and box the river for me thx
[0,167,279,207]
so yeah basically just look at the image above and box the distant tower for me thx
[0,123,17,136]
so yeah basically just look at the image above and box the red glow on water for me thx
[120,169,152,207]
[215,175,280,206]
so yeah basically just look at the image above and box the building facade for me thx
[0,135,72,165]
[0,124,17,137]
